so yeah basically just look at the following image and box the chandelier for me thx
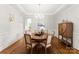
[35,4,44,19]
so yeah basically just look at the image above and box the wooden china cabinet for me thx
[58,21,73,48]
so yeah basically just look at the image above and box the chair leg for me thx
[31,48,33,54]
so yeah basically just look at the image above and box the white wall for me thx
[0,5,24,51]
[53,5,79,50]
[25,15,55,33]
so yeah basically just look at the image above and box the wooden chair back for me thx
[24,34,31,44]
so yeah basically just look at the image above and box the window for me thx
[25,18,32,30]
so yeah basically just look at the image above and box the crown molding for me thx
[53,4,73,16]
[11,4,72,16]
[9,4,26,16]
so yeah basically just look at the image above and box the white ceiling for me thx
[14,4,68,15]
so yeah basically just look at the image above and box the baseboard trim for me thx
[0,36,24,53]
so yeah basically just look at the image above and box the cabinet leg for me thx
[71,37,73,49]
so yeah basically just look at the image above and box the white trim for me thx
[0,33,24,52]
[14,4,69,15]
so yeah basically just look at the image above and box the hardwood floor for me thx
[0,36,79,54]
[51,37,79,54]
[0,37,29,54]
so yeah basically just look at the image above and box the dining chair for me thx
[40,32,55,53]
[24,34,37,54]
